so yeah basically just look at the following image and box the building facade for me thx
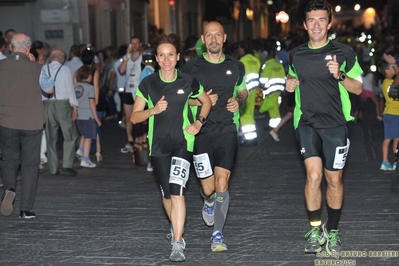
[0,0,208,53]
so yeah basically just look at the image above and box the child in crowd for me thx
[74,65,102,168]
[356,63,382,121]
[378,54,399,171]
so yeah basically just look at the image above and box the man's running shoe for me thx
[304,227,326,253]
[211,231,228,252]
[393,162,397,171]
[169,240,186,262]
[380,162,393,171]
[322,223,342,255]
[202,199,215,226]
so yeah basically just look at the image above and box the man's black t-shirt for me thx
[182,54,246,136]
[289,41,363,129]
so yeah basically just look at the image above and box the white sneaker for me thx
[95,152,102,162]
[40,156,47,164]
[120,143,133,153]
[269,130,280,142]
[80,159,96,168]
[75,150,83,160]
[147,163,153,172]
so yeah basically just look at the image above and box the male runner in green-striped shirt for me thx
[285,0,363,255]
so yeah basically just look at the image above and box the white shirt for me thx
[124,54,142,95]
[42,61,78,106]
[113,58,125,92]
[64,57,83,80]
[361,72,374,92]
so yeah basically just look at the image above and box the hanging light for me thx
[276,11,289,23]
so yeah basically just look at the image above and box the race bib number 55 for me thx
[169,157,190,187]
[193,153,213,178]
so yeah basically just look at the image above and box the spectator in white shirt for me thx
[41,49,79,176]
[64,44,83,80]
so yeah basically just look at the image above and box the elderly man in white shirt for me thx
[41,49,79,176]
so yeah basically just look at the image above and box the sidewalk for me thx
[0,101,398,266]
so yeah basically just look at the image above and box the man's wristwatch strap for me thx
[338,71,346,82]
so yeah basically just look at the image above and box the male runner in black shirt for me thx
[182,21,248,252]
[286,0,363,255]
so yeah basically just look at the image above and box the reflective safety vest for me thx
[240,53,261,91]
[259,58,286,97]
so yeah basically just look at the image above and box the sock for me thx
[327,206,342,230]
[78,147,83,152]
[129,141,134,146]
[82,156,89,162]
[213,191,229,233]
[307,208,322,228]
[200,190,214,205]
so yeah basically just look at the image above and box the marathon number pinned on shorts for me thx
[169,157,190,187]
[333,138,350,169]
[193,153,213,178]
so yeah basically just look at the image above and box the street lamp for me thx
[246,8,254,21]
[275,11,289,23]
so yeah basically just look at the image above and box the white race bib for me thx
[169,157,190,187]
[193,153,213,178]
[333,138,350,169]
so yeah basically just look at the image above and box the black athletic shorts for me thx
[295,124,349,171]
[122,92,134,105]
[152,144,192,199]
[194,131,238,178]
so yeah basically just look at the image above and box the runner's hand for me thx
[326,55,340,79]
[286,78,300,93]
[152,95,168,114]
[226,97,239,112]
[185,121,202,135]
[207,89,218,106]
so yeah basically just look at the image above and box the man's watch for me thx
[338,71,346,82]
[197,116,207,125]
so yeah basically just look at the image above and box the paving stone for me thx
[0,101,398,265]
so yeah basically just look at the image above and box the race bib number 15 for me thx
[169,157,191,187]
